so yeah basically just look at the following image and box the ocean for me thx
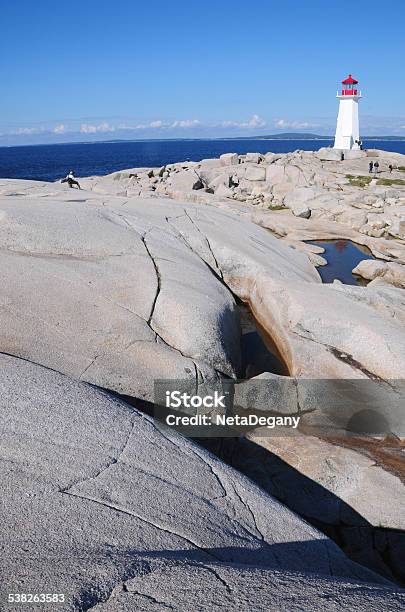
[0,139,404,183]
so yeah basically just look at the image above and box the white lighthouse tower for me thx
[334,74,362,150]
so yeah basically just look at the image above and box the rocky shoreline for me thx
[0,147,405,609]
[82,146,405,283]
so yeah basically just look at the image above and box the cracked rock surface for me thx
[0,354,403,611]
[90,561,405,612]
[1,178,405,396]
[1,171,405,600]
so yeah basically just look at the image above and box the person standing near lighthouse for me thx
[334,74,362,150]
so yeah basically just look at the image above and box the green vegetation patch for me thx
[376,177,405,186]
[397,166,405,172]
[268,204,287,210]
[346,174,373,188]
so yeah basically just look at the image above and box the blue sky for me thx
[1,0,404,145]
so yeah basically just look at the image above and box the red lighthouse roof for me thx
[342,74,358,85]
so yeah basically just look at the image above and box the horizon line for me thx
[2,133,405,149]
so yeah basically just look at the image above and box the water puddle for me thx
[238,302,289,378]
[308,240,374,285]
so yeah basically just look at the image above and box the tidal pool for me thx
[308,240,374,285]
[238,303,289,378]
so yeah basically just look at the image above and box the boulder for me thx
[107,167,153,181]
[199,158,222,169]
[387,218,405,239]
[353,259,405,288]
[233,372,299,415]
[300,250,326,266]
[153,166,166,177]
[345,149,367,160]
[337,209,368,230]
[245,165,266,181]
[245,152,262,164]
[283,187,318,218]
[366,149,381,157]
[220,153,239,166]
[264,152,283,164]
[284,164,305,185]
[234,181,253,198]
[315,148,343,162]
[313,147,364,162]
[168,169,202,192]
[208,173,231,191]
[284,187,317,206]
[291,202,311,218]
[230,173,240,187]
[265,164,287,185]
[359,224,385,238]
[309,194,341,213]
[215,183,234,199]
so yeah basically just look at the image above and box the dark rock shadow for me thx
[83,541,391,584]
[89,384,405,586]
[199,436,405,586]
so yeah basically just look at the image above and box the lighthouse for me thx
[334,74,362,150]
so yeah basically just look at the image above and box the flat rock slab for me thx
[247,432,405,530]
[1,354,400,610]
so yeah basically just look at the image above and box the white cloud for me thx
[80,124,97,133]
[123,118,201,130]
[13,126,43,135]
[274,119,318,130]
[117,120,166,130]
[118,122,144,130]
[220,115,267,129]
[171,119,201,128]
[244,114,266,128]
[53,124,66,134]
[80,122,115,134]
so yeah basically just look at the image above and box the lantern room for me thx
[340,74,359,96]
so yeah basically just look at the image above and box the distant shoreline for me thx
[1,135,405,150]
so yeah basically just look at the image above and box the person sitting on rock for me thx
[61,170,81,189]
